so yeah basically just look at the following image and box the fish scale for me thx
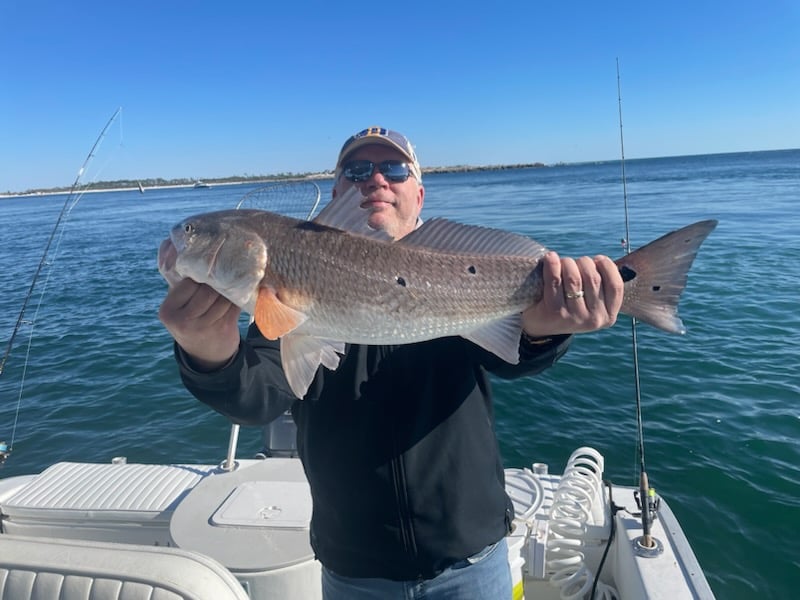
[258,220,544,343]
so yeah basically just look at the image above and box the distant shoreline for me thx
[0,179,293,199]
[5,147,796,200]
[0,163,547,199]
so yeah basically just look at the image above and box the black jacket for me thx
[177,325,571,580]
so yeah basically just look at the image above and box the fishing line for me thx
[0,107,123,463]
[615,60,647,478]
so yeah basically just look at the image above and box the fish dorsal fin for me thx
[399,218,547,258]
[280,334,346,399]
[312,187,392,241]
[461,315,522,365]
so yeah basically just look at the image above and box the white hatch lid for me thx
[212,480,311,529]
[170,458,315,571]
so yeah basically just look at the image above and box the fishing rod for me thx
[615,59,659,550]
[0,107,122,465]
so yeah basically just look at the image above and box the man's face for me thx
[333,143,424,240]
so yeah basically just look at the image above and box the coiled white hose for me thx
[546,447,618,600]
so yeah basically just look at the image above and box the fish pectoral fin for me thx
[254,287,308,340]
[280,334,346,399]
[461,315,522,364]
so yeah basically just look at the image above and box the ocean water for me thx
[1,150,798,598]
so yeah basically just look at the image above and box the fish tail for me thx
[616,220,717,334]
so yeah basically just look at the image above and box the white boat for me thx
[193,180,211,189]
[0,415,715,599]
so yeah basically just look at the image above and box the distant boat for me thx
[137,181,145,194]
[193,181,211,189]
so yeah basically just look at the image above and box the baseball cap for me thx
[335,127,422,182]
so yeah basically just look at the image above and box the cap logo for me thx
[357,127,389,139]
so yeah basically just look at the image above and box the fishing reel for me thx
[633,486,661,522]
[0,441,10,466]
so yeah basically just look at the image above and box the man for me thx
[159,127,624,599]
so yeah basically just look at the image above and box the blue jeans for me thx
[321,538,511,600]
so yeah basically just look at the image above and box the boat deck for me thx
[0,451,714,599]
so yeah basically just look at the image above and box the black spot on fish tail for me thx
[619,265,637,282]
[395,276,407,287]
[619,265,661,291]
[467,265,477,274]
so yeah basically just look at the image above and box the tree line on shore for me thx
[7,163,547,196]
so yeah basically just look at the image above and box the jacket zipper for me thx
[390,446,417,557]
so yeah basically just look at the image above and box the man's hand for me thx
[158,239,242,371]
[521,252,624,338]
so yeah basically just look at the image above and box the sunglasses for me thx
[341,160,414,183]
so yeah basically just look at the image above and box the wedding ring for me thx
[565,290,585,299]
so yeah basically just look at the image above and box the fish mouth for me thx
[169,226,187,253]
[157,238,182,287]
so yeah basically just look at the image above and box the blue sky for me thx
[2,1,798,192]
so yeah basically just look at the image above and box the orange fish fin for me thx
[254,287,308,340]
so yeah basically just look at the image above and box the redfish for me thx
[158,194,716,398]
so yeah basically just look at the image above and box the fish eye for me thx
[184,223,194,235]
